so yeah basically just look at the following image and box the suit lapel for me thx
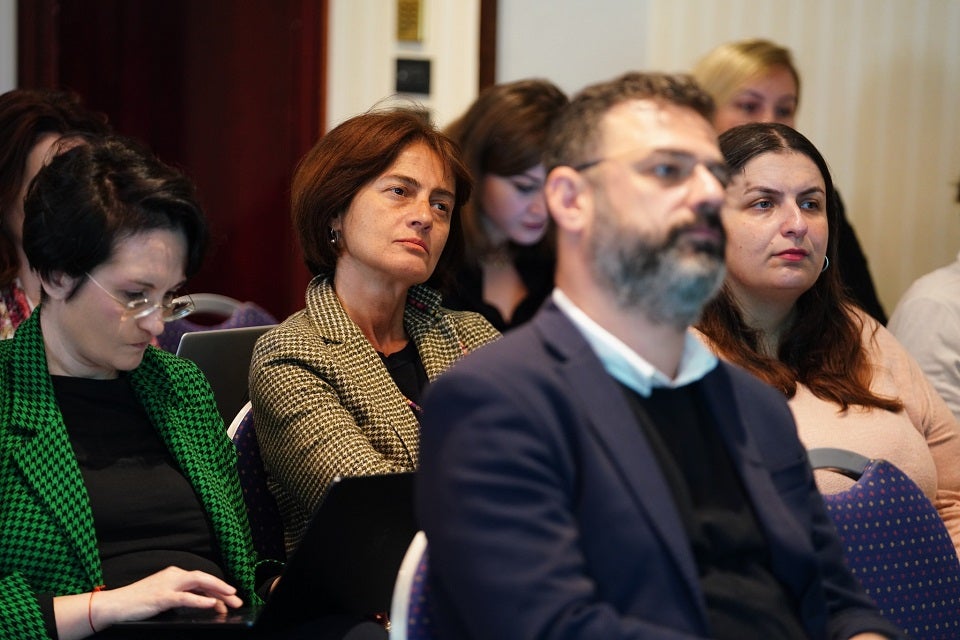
[6,312,102,587]
[536,304,707,615]
[307,277,422,465]
[698,366,812,566]
[406,291,464,382]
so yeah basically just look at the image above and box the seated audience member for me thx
[417,72,902,639]
[0,136,261,638]
[442,79,568,331]
[250,109,499,554]
[692,38,887,323]
[696,122,960,552]
[888,177,960,421]
[0,88,110,338]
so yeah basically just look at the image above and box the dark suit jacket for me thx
[417,301,902,640]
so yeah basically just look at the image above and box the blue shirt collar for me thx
[552,288,717,397]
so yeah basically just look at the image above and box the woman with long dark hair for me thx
[697,122,960,553]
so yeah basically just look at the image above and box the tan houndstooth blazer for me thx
[250,276,499,552]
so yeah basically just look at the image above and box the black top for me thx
[443,246,554,332]
[835,190,887,324]
[620,382,808,640]
[53,374,224,588]
[379,340,429,420]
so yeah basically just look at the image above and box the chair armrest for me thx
[807,447,871,480]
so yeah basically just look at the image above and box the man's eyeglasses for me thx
[86,273,195,322]
[572,150,733,189]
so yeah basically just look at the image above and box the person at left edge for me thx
[0,88,111,339]
[0,135,268,639]
[250,108,499,555]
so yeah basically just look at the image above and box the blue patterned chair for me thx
[809,447,960,639]
[228,402,286,562]
[389,531,437,640]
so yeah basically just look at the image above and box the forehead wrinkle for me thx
[385,173,421,189]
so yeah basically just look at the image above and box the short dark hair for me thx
[445,79,567,260]
[0,88,110,285]
[23,135,208,297]
[543,72,715,172]
[291,108,472,289]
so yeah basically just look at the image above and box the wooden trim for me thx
[479,0,497,90]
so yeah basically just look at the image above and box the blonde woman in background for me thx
[692,38,887,323]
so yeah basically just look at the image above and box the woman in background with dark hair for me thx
[696,122,960,553]
[0,88,110,338]
[250,108,498,555]
[442,79,568,330]
[0,135,263,638]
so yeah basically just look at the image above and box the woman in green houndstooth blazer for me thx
[0,136,265,639]
[250,109,500,555]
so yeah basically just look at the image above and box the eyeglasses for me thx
[85,273,195,322]
[572,150,733,189]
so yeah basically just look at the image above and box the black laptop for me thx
[113,472,417,635]
[175,325,276,422]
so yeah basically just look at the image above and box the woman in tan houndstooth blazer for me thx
[251,109,500,554]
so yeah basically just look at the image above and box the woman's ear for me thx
[40,271,79,302]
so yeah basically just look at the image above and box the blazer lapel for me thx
[406,285,465,381]
[536,304,707,616]
[698,367,813,570]
[306,276,421,465]
[131,351,252,578]
[6,312,102,587]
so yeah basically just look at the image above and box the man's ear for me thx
[545,166,592,234]
[41,271,79,302]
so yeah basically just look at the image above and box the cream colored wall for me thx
[496,0,960,315]
[326,0,479,131]
[325,0,960,311]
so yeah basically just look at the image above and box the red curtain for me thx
[17,0,325,320]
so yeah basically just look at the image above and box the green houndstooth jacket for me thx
[0,310,260,639]
[250,276,500,553]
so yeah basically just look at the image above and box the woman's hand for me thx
[98,566,243,623]
[56,566,243,640]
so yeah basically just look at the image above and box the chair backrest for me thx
[389,531,437,640]
[175,324,276,422]
[810,447,960,639]
[156,294,277,352]
[229,402,286,562]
